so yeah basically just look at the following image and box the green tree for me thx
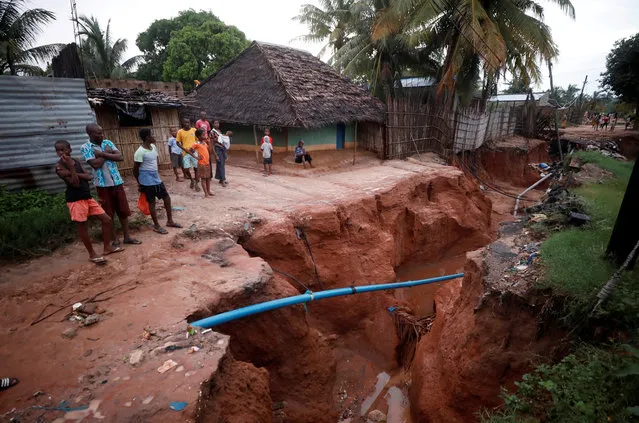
[502,76,531,94]
[376,0,575,102]
[601,33,639,115]
[550,83,580,106]
[77,16,139,79]
[136,10,249,90]
[0,0,63,75]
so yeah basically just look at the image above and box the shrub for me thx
[480,346,639,423]
[0,187,76,259]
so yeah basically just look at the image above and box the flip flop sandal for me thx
[123,239,142,245]
[153,227,168,234]
[0,378,18,391]
[105,246,125,255]
[166,223,183,228]
[89,257,107,265]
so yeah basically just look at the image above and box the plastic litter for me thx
[200,329,212,334]
[172,206,185,211]
[72,303,83,311]
[514,265,528,271]
[170,401,188,411]
[188,346,200,354]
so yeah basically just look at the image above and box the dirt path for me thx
[0,158,471,422]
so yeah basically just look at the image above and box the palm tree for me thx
[294,0,356,59]
[77,15,139,79]
[376,0,575,102]
[0,0,63,75]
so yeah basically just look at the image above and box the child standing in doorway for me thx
[194,128,216,197]
[261,129,274,176]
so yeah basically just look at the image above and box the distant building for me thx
[488,92,550,107]
[183,41,385,152]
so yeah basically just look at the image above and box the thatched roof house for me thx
[185,41,385,151]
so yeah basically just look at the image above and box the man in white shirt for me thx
[261,139,273,176]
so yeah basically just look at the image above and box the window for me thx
[116,105,153,127]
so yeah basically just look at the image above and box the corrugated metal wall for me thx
[0,76,95,192]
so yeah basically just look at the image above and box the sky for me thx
[32,0,639,95]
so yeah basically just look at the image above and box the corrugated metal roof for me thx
[0,76,95,192]
[488,92,547,102]
[398,77,437,88]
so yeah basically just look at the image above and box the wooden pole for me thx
[353,121,358,166]
[577,75,588,122]
[252,124,260,164]
[548,62,563,160]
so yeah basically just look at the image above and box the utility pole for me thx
[70,0,81,47]
[577,75,588,122]
[548,62,563,160]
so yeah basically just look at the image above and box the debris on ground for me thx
[169,401,188,411]
[62,327,77,339]
[82,314,101,327]
[157,359,178,373]
[129,349,144,366]
[568,211,591,226]
[368,409,387,422]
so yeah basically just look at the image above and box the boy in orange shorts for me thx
[55,140,121,264]
[193,128,216,197]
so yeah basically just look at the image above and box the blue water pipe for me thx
[190,273,464,329]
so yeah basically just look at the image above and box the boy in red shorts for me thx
[55,140,121,264]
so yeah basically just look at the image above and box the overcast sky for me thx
[32,0,638,94]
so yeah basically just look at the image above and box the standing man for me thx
[176,118,199,191]
[81,123,141,246]
[133,129,181,234]
[195,111,211,140]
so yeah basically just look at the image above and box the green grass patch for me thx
[539,153,638,326]
[480,345,639,423]
[0,187,76,259]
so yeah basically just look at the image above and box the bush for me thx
[480,346,639,423]
[0,187,76,259]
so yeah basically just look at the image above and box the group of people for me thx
[54,111,317,264]
[585,111,634,131]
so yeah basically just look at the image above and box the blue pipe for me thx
[191,273,464,328]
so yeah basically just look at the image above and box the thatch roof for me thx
[87,87,182,108]
[188,42,386,128]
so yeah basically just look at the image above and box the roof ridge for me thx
[254,42,303,126]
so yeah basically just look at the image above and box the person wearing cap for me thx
[294,140,313,168]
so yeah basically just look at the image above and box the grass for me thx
[539,152,638,326]
[0,188,76,259]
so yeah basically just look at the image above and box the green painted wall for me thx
[346,123,356,143]
[224,124,287,147]
[288,125,337,148]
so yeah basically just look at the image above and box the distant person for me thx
[177,118,199,191]
[609,113,617,131]
[294,140,313,168]
[625,115,634,130]
[82,123,141,246]
[167,127,184,182]
[193,128,216,197]
[133,128,181,234]
[262,128,273,145]
[195,111,211,142]
[603,114,610,130]
[55,140,120,264]
[214,123,231,186]
[261,133,274,176]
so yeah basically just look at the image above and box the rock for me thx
[129,349,144,366]
[83,314,101,326]
[62,327,77,339]
[368,409,387,422]
[83,349,93,357]
[568,211,591,226]
[79,303,98,314]
[142,395,154,405]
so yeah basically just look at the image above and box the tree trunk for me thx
[606,158,639,269]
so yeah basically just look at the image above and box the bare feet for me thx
[207,191,215,196]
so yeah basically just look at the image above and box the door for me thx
[336,123,346,149]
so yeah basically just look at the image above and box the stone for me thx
[83,314,101,326]
[83,349,93,357]
[79,303,98,314]
[368,409,387,422]
[129,349,144,366]
[142,395,154,405]
[62,327,77,339]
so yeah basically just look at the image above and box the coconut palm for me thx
[0,0,63,75]
[77,15,140,79]
[375,0,575,102]
[294,0,356,59]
